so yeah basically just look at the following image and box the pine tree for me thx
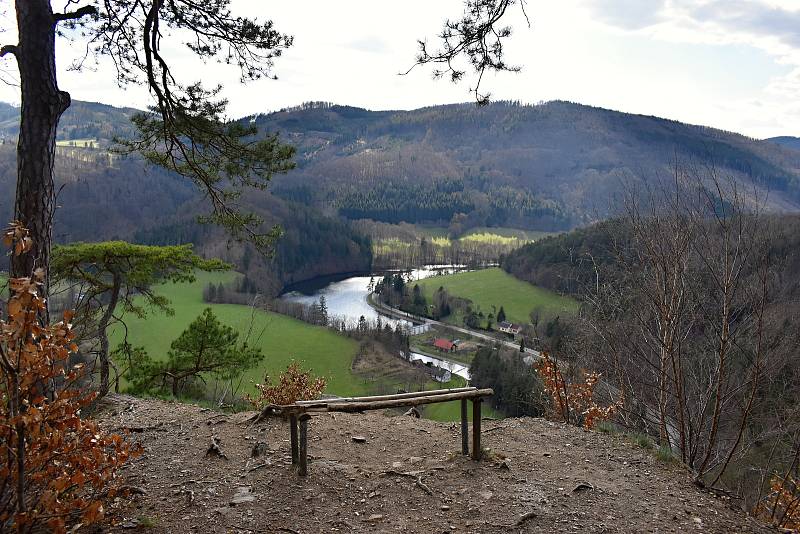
[318,295,329,326]
[498,306,507,323]
[128,308,263,396]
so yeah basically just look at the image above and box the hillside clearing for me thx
[413,267,578,325]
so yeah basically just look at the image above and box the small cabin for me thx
[497,321,522,336]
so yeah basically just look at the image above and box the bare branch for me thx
[0,44,18,57]
[407,0,529,105]
[53,5,98,22]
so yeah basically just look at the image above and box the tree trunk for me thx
[12,0,70,305]
[96,272,122,398]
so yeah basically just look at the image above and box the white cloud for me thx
[1,1,799,138]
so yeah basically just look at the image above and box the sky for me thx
[1,0,800,139]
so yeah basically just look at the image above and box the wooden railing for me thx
[263,387,494,476]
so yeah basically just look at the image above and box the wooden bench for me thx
[264,387,494,476]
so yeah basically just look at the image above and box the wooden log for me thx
[472,398,482,461]
[319,389,494,413]
[461,398,469,455]
[298,414,310,476]
[289,415,299,465]
[294,387,477,406]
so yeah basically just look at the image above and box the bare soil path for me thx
[97,395,767,533]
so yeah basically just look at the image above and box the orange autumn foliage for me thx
[0,222,141,533]
[247,361,327,407]
[534,351,620,429]
[758,474,800,531]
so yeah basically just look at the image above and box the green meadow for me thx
[413,267,578,325]
[107,270,487,421]
[109,271,368,398]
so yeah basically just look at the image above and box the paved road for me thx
[368,293,542,359]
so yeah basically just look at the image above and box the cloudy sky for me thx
[1,0,800,139]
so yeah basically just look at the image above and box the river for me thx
[280,266,472,379]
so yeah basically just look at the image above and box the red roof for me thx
[433,338,454,351]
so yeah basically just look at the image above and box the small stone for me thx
[368,491,381,499]
[441,505,451,511]
[409,456,424,464]
[479,491,493,500]
[352,436,367,443]
[367,514,384,522]
[251,441,269,458]
[229,486,256,505]
[404,407,421,418]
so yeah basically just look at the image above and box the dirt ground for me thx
[96,395,769,533]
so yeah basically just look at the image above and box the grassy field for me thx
[413,267,578,325]
[415,225,556,243]
[56,138,98,147]
[372,226,558,262]
[462,227,555,241]
[109,271,369,398]
[108,271,486,421]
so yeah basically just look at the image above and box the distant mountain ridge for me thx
[252,100,800,228]
[768,136,800,151]
[0,100,137,143]
[1,99,798,229]
[1,98,800,293]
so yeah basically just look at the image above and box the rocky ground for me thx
[96,395,769,533]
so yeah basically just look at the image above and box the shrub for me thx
[535,351,620,429]
[247,362,327,407]
[758,474,800,530]
[0,222,141,532]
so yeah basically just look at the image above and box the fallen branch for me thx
[119,421,172,433]
[415,475,433,495]
[247,461,270,473]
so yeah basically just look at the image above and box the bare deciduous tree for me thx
[585,163,783,491]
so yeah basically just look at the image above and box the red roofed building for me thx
[433,338,456,352]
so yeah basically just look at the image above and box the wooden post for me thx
[461,398,469,455]
[471,398,482,461]
[298,414,310,476]
[289,415,299,465]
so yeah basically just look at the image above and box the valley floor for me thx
[97,395,765,533]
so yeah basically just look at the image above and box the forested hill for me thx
[768,136,800,151]
[256,101,800,230]
[0,100,137,143]
[0,107,372,296]
[2,98,800,293]
[1,99,799,234]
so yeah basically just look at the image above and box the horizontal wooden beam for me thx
[295,387,477,406]
[318,388,494,413]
